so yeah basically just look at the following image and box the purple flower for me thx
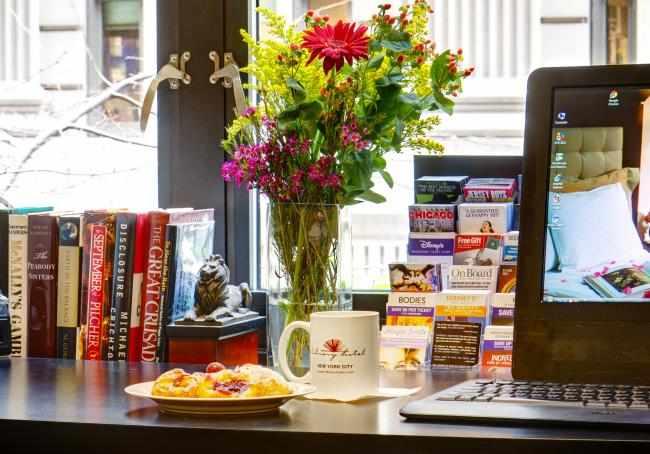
[341,121,369,151]
[242,106,257,118]
[323,174,342,188]
[221,160,245,186]
[290,170,305,194]
[307,164,325,184]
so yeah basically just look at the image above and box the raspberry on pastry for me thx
[197,371,250,398]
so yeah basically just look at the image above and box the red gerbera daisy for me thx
[302,20,370,74]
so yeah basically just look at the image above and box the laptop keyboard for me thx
[436,380,650,409]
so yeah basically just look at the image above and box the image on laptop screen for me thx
[543,86,650,303]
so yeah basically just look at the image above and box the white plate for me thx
[124,381,315,416]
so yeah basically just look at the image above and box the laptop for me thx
[401,64,650,426]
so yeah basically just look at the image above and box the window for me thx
[250,0,648,291]
[0,0,157,211]
[607,0,633,64]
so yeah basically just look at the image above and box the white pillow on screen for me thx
[550,183,645,270]
[545,228,557,271]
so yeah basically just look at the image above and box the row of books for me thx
[0,207,214,362]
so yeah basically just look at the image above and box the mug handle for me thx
[278,321,311,383]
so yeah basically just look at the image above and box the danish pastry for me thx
[151,364,292,398]
[151,369,200,397]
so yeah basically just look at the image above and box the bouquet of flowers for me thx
[222,1,472,204]
[221,1,472,369]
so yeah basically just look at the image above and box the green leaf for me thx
[298,100,323,120]
[367,54,385,70]
[380,40,411,52]
[278,100,323,122]
[379,170,394,188]
[372,154,387,170]
[376,82,401,113]
[369,39,382,52]
[430,50,451,87]
[286,78,305,102]
[432,89,454,115]
[392,119,405,149]
[398,93,421,106]
[357,190,387,204]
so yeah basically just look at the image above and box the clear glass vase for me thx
[265,202,352,372]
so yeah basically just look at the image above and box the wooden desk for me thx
[1,358,649,453]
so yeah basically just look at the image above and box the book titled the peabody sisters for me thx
[584,263,650,299]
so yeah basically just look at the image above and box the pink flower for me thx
[221,161,245,186]
[242,106,257,118]
[341,121,369,151]
[307,164,325,184]
[302,21,370,73]
[623,287,632,295]
[290,170,305,194]
[323,173,342,188]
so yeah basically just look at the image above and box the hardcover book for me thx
[128,213,149,361]
[140,211,168,362]
[167,221,215,322]
[453,234,503,266]
[408,204,456,233]
[27,215,59,358]
[7,214,29,357]
[463,178,517,203]
[457,203,514,234]
[0,210,9,297]
[56,216,81,359]
[107,213,136,361]
[583,264,650,298]
[432,290,489,367]
[2,207,53,299]
[414,176,468,204]
[446,265,498,292]
[80,211,117,360]
[389,263,442,292]
[407,232,455,265]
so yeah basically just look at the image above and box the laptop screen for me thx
[543,86,650,303]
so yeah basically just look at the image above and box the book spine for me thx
[27,215,59,358]
[8,214,28,357]
[56,217,81,359]
[140,212,169,362]
[156,224,177,362]
[0,211,9,297]
[84,224,107,360]
[128,213,149,361]
[108,213,136,361]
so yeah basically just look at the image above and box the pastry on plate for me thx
[151,368,200,397]
[152,364,292,398]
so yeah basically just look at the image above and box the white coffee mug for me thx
[278,311,379,399]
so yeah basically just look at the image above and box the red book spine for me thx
[85,224,107,360]
[27,215,59,358]
[128,213,149,361]
[139,211,169,362]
